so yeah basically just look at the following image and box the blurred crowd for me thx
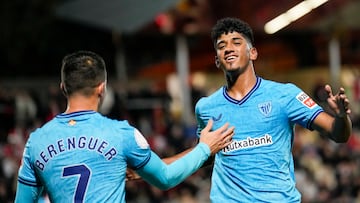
[0,77,360,203]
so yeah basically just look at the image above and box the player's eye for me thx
[217,43,225,50]
[233,40,241,45]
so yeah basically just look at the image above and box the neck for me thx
[226,66,257,100]
[64,94,100,114]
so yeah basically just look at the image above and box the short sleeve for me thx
[124,128,152,170]
[283,84,324,129]
[17,137,42,187]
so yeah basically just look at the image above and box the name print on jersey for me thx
[222,134,273,153]
[35,136,117,171]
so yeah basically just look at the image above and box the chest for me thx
[207,99,289,137]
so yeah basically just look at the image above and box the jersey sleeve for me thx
[15,136,43,202]
[136,142,210,190]
[195,98,207,138]
[283,83,324,129]
[123,128,152,170]
[14,181,43,203]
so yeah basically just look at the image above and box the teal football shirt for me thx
[17,110,151,202]
[195,77,323,203]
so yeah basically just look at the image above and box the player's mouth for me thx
[225,55,237,63]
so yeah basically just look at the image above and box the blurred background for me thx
[0,0,360,202]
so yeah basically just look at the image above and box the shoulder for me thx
[97,115,138,137]
[196,87,224,107]
[260,77,297,89]
[28,119,54,139]
[260,77,301,95]
[102,115,132,127]
[89,112,131,128]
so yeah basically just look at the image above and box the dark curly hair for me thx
[61,50,107,96]
[211,17,255,48]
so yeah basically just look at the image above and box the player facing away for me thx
[14,50,234,203]
[193,17,352,202]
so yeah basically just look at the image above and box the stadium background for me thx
[0,0,360,202]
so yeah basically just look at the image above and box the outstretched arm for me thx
[312,84,352,143]
[162,119,230,164]
[135,120,234,190]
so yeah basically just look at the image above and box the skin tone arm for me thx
[162,149,192,164]
[132,119,234,189]
[154,120,233,163]
[162,119,230,164]
[126,120,233,181]
[311,84,352,143]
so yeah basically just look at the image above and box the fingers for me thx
[325,84,345,102]
[222,126,235,146]
[222,126,235,139]
[204,121,233,140]
[324,84,333,97]
[325,84,347,98]
[203,119,214,132]
[126,168,141,181]
[215,124,234,148]
[199,121,234,155]
[325,84,352,116]
[214,122,230,134]
[340,92,351,114]
[339,87,346,94]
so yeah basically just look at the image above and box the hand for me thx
[126,168,141,181]
[199,119,234,155]
[325,84,351,117]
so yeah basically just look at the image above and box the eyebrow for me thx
[216,37,244,46]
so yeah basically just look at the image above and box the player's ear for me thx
[249,47,258,60]
[97,82,106,98]
[215,56,220,68]
[60,82,67,96]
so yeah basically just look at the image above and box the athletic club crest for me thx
[258,101,272,116]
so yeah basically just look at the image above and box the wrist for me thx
[335,113,347,119]
[197,142,211,156]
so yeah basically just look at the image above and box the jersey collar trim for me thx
[56,110,97,119]
[223,76,261,105]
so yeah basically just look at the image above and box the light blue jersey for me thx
[195,77,323,203]
[17,110,151,202]
[17,110,212,203]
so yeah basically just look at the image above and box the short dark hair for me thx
[211,17,255,48]
[61,50,107,96]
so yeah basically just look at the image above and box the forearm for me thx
[313,112,352,143]
[331,114,352,143]
[137,142,210,190]
[163,148,214,167]
[15,182,42,203]
[320,84,352,142]
[162,148,193,164]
